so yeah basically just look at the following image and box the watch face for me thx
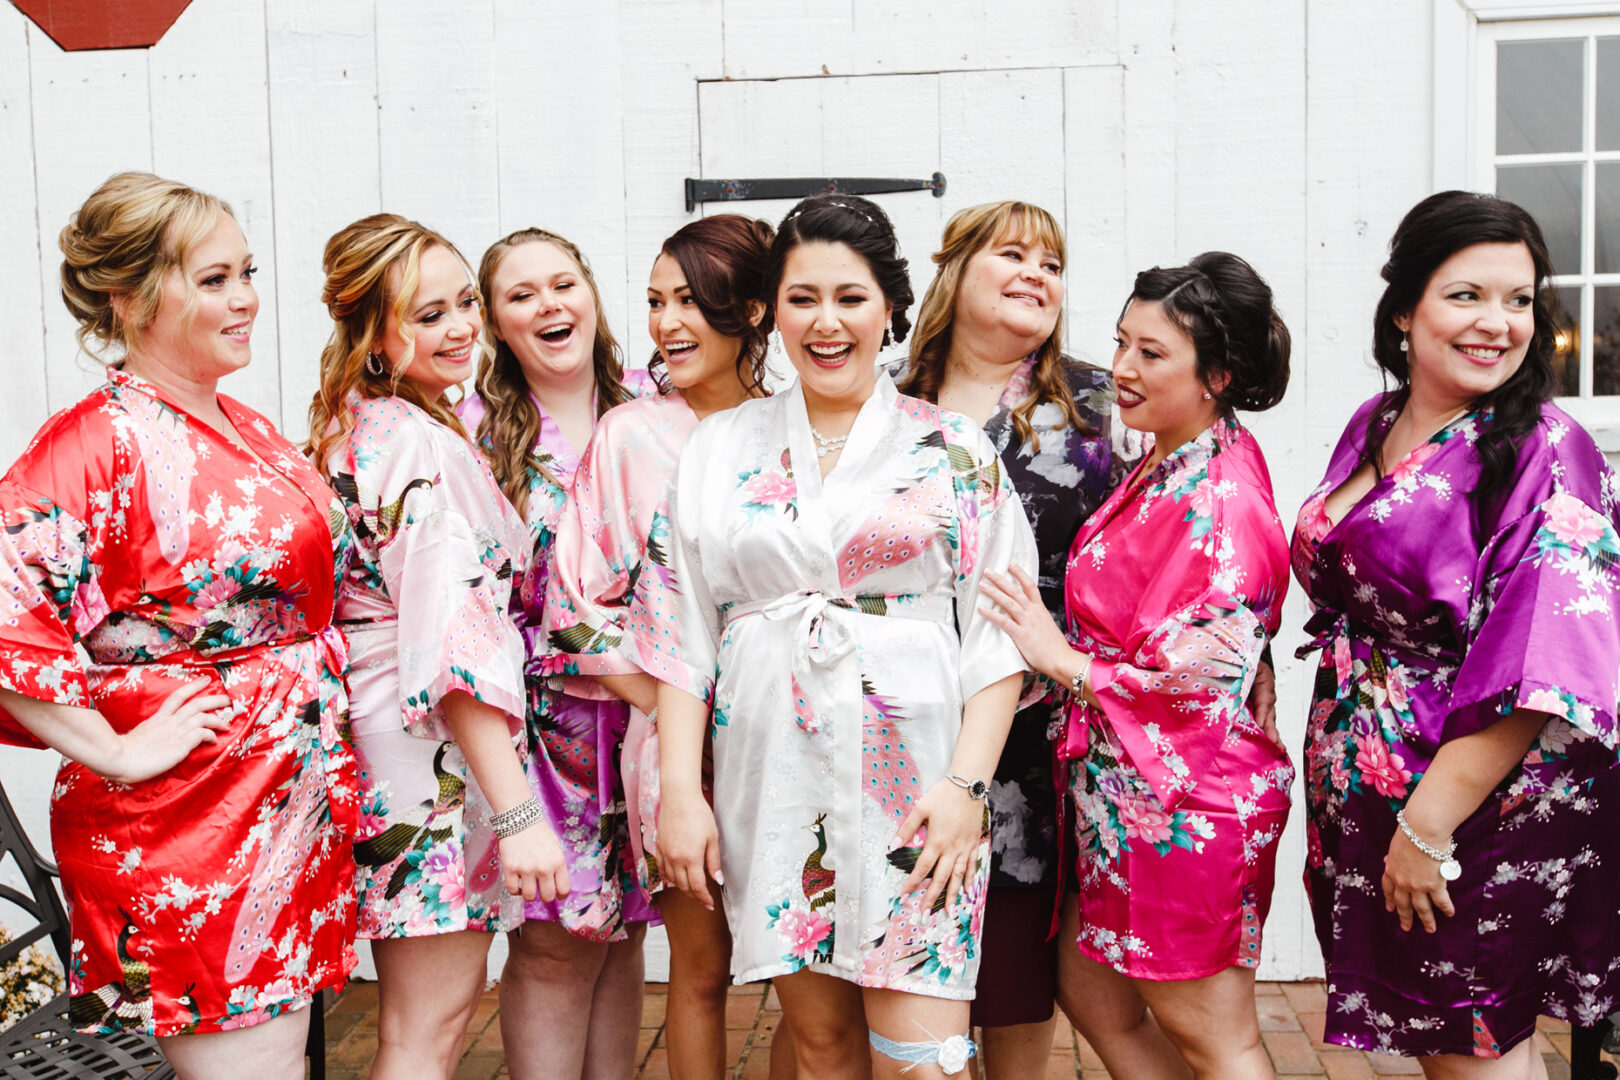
[969,779,989,800]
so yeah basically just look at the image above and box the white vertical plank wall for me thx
[0,0,1460,982]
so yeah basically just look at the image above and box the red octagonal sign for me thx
[12,0,193,51]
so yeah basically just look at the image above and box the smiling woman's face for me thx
[1396,241,1536,412]
[488,239,599,391]
[775,240,891,409]
[380,243,482,397]
[951,229,1064,353]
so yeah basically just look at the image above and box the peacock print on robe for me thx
[631,371,1035,998]
[0,367,359,1036]
[460,373,658,940]
[323,393,530,939]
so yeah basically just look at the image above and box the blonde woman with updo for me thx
[307,214,568,1080]
[0,172,357,1080]
[456,228,653,1080]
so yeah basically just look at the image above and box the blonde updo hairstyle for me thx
[473,228,630,518]
[58,171,234,360]
[307,213,480,474]
[899,200,1090,449]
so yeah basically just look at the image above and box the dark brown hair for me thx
[648,214,776,396]
[1366,190,1559,504]
[1125,251,1291,414]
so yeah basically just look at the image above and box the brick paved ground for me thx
[321,979,1610,1079]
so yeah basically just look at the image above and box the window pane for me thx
[1552,284,1581,397]
[1597,164,1620,274]
[1497,39,1585,154]
[1496,163,1583,275]
[1595,287,1620,395]
[1599,37,1620,149]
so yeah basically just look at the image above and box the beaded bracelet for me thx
[1395,808,1461,880]
[490,797,544,839]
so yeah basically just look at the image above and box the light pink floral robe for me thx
[323,394,530,939]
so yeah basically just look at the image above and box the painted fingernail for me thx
[713,870,724,885]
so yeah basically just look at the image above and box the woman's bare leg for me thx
[158,1005,311,1080]
[1419,1040,1549,1080]
[499,920,605,1079]
[580,922,649,1080]
[1136,965,1271,1080]
[979,1016,1059,1078]
[1054,893,1190,1080]
[773,969,869,1079]
[370,931,493,1080]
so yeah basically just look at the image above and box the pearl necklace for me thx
[810,424,851,458]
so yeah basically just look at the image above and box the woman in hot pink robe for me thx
[982,251,1293,1077]
[1060,414,1291,977]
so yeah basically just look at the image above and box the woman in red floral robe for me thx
[0,173,357,1078]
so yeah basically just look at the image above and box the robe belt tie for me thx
[721,589,949,972]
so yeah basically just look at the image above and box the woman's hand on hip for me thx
[499,824,571,903]
[1381,828,1455,934]
[115,679,234,783]
[978,566,1073,682]
[659,791,723,910]
[893,779,986,912]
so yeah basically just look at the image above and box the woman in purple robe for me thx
[1293,190,1620,1075]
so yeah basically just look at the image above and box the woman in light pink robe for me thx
[982,252,1292,1080]
[541,215,798,1080]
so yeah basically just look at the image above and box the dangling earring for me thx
[770,328,785,359]
[882,326,893,349]
[1399,334,1409,353]
[365,352,385,376]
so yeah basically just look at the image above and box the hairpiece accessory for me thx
[869,1024,977,1075]
[1395,807,1460,880]
[365,352,386,377]
[490,797,545,839]
[784,200,878,227]
[1399,334,1409,353]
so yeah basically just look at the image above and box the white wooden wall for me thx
[0,0,1441,982]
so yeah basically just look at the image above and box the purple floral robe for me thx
[1293,396,1620,1057]
[460,374,657,940]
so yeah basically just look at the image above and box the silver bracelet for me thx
[490,797,544,839]
[645,706,658,727]
[1395,808,1461,880]
[1070,654,1093,701]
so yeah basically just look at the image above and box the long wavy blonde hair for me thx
[473,229,630,519]
[899,201,1089,450]
[307,213,481,474]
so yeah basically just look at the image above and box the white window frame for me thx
[1436,0,1620,443]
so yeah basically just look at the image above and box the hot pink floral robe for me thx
[539,388,698,899]
[0,367,358,1035]
[1061,416,1292,979]
[323,394,530,939]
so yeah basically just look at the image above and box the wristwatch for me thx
[946,773,989,800]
